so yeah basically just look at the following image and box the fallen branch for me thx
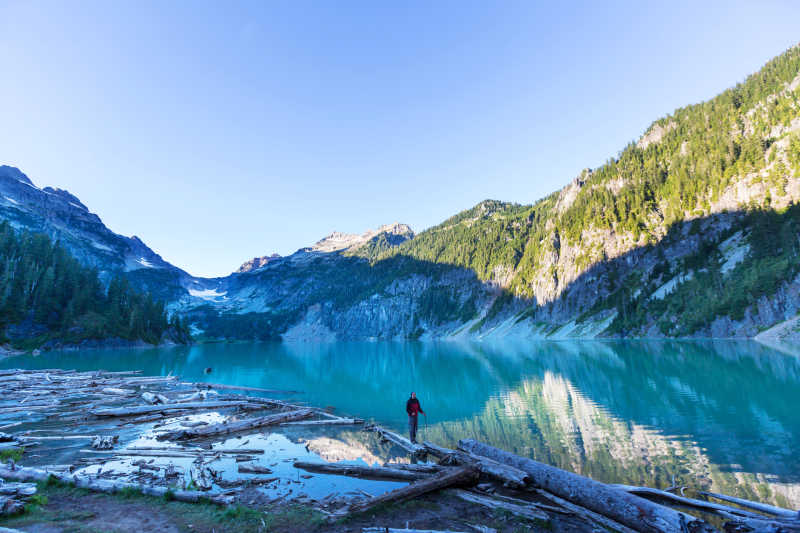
[700,491,799,520]
[294,461,430,482]
[347,466,478,516]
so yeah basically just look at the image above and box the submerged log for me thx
[0,464,231,505]
[457,439,715,533]
[185,382,301,395]
[237,464,273,474]
[294,461,429,482]
[445,488,548,521]
[156,408,313,440]
[347,466,478,515]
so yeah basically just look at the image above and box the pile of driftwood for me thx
[0,368,363,504]
[0,367,798,533]
[0,479,36,517]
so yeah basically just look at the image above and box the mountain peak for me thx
[236,253,282,273]
[311,222,414,253]
[0,165,35,187]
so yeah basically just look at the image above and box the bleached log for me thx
[361,527,462,533]
[102,388,136,396]
[237,464,273,474]
[141,392,167,405]
[281,418,364,426]
[366,424,425,456]
[91,400,255,417]
[0,482,36,497]
[445,488,548,521]
[458,439,715,533]
[612,484,766,520]
[383,463,446,474]
[83,449,198,459]
[700,491,799,520]
[422,441,529,488]
[530,488,638,533]
[0,464,231,505]
[347,466,478,515]
[156,408,313,440]
[294,461,429,482]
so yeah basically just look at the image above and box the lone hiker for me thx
[406,392,425,444]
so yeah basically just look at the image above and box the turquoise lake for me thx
[2,340,799,507]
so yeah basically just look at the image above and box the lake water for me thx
[2,339,800,507]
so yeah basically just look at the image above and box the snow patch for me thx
[2,196,19,205]
[188,287,228,301]
[651,271,694,300]
[90,241,113,252]
[719,231,750,274]
[136,257,156,268]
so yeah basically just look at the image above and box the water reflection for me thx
[3,340,799,507]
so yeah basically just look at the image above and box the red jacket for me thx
[406,397,424,416]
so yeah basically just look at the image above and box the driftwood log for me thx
[91,400,257,417]
[280,418,364,426]
[445,488,548,521]
[294,461,430,482]
[458,439,715,533]
[156,408,314,440]
[365,425,426,456]
[347,466,478,516]
[426,441,529,488]
[0,464,231,505]
[362,527,463,533]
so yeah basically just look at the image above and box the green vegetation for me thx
[0,222,190,348]
[609,204,800,335]
[344,45,800,335]
[0,447,24,462]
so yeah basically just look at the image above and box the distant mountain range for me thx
[3,43,800,344]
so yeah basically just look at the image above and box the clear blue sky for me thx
[1,1,798,277]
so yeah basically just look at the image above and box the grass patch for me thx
[0,447,24,462]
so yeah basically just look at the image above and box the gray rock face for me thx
[0,165,191,298]
[236,253,281,273]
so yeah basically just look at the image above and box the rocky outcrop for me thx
[309,222,414,253]
[0,166,191,300]
[236,253,281,273]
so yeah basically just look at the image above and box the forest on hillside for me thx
[0,222,190,349]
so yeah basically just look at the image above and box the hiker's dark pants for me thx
[409,414,418,443]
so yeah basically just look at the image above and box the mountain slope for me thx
[0,165,193,302]
[347,43,800,340]
[3,44,800,342]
